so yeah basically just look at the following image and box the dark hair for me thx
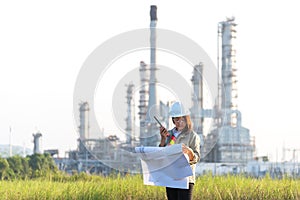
[184,115,193,132]
[172,115,193,132]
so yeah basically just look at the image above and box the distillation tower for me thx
[190,63,204,147]
[220,17,238,127]
[138,61,149,145]
[125,83,135,145]
[202,18,255,163]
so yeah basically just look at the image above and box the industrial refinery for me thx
[30,5,299,178]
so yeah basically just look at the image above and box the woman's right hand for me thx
[159,126,168,147]
[160,126,168,139]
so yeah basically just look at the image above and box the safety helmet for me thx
[169,101,190,117]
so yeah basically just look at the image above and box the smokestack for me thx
[79,102,90,140]
[78,102,89,153]
[33,132,42,154]
[142,5,159,146]
[148,5,158,111]
[150,5,157,21]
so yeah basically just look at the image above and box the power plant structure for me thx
[131,8,255,163]
[53,5,258,175]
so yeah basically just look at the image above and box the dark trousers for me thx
[166,183,194,200]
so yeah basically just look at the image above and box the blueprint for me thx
[135,144,193,189]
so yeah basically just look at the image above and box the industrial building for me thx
[51,5,260,175]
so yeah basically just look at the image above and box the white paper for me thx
[135,144,193,189]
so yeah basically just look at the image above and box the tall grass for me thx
[0,174,165,200]
[0,174,299,199]
[195,174,299,200]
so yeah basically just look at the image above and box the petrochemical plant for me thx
[31,5,300,178]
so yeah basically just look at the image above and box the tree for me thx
[7,156,22,179]
[7,155,30,179]
[28,153,58,178]
[0,157,9,180]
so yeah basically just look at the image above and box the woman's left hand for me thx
[182,144,195,161]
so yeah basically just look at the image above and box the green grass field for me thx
[0,174,299,200]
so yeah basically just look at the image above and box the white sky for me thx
[1,0,300,161]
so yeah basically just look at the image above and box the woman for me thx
[159,101,200,200]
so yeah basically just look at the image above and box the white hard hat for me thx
[169,101,190,117]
